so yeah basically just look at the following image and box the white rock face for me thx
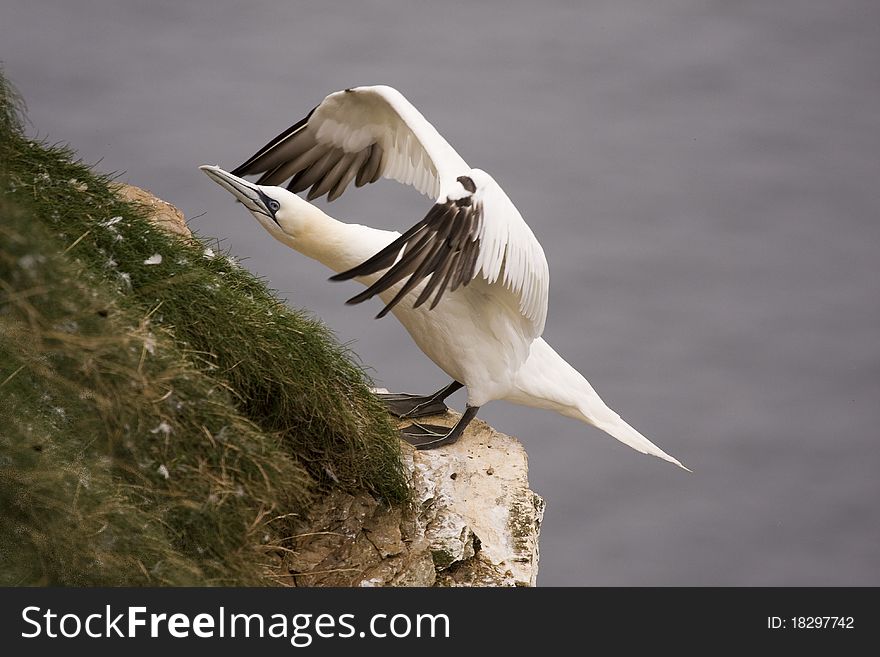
[408,413,544,586]
[283,411,544,587]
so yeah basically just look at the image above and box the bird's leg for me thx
[375,381,463,419]
[400,405,480,450]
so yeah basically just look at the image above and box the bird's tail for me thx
[507,338,690,471]
[588,405,691,472]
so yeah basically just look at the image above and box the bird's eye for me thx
[268,200,280,213]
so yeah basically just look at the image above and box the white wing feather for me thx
[468,171,549,336]
[313,85,468,200]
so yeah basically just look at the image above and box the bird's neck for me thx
[284,203,399,276]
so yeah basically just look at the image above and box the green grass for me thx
[0,70,409,585]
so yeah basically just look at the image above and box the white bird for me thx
[201,84,687,469]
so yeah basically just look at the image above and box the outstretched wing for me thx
[234,85,549,335]
[232,85,469,201]
[331,171,550,337]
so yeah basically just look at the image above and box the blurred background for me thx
[2,0,878,585]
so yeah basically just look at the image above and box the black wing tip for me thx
[227,107,318,181]
[344,290,370,305]
[330,260,380,281]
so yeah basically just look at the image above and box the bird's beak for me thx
[199,165,273,219]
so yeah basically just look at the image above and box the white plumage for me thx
[203,84,687,469]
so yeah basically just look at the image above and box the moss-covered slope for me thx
[0,71,408,585]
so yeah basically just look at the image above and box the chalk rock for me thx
[283,410,544,587]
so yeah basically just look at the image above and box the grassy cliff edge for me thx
[0,71,409,585]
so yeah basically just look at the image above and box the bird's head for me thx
[200,165,310,245]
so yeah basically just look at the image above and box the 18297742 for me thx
[767,616,854,630]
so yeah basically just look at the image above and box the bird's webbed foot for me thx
[399,406,479,451]
[375,392,451,419]
[399,423,462,449]
[374,381,463,419]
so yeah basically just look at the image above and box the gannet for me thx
[201,85,686,469]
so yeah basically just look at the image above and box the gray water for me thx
[3,0,878,586]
